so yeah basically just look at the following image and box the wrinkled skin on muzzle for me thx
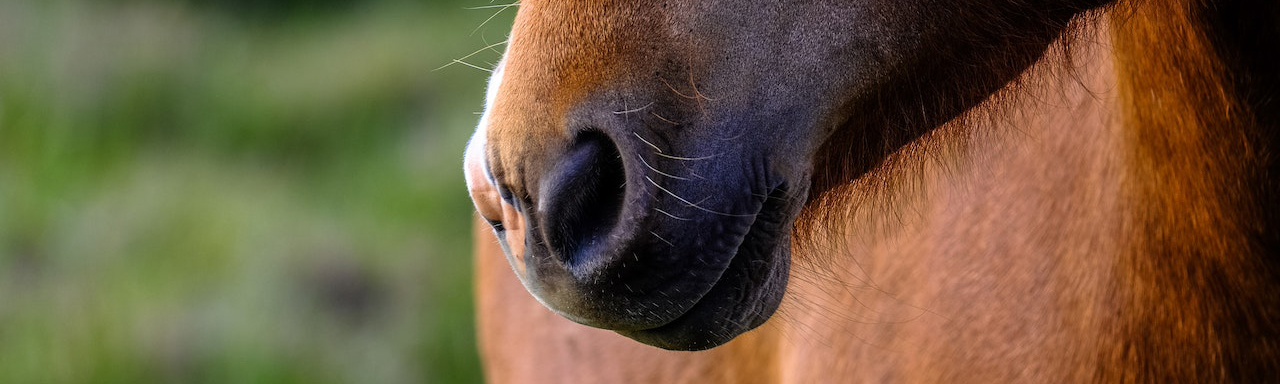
[465,0,1106,350]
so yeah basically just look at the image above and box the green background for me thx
[0,0,514,382]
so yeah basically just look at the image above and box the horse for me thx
[464,0,1280,382]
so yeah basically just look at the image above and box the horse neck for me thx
[1104,0,1280,381]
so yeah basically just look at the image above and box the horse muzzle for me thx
[466,113,802,350]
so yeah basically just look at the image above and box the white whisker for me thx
[653,207,692,221]
[434,39,508,71]
[449,59,493,72]
[645,176,754,217]
[638,155,690,180]
[633,132,664,153]
[650,111,679,125]
[650,231,675,247]
[470,2,519,36]
[613,102,654,115]
[717,130,747,141]
[654,152,717,161]
[465,2,520,9]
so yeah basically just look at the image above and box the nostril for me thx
[542,130,627,267]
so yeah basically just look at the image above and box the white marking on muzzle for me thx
[464,57,529,272]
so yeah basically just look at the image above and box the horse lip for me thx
[618,184,793,349]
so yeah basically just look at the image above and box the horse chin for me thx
[619,200,793,351]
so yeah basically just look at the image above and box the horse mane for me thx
[1101,1,1280,380]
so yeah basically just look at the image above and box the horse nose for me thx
[540,130,628,269]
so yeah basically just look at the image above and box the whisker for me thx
[481,36,507,55]
[654,152,718,161]
[633,132,664,153]
[645,176,754,217]
[638,156,690,181]
[434,39,509,71]
[687,70,718,101]
[659,77,698,100]
[650,231,675,247]
[465,2,520,9]
[613,102,655,115]
[717,129,747,141]
[470,2,518,36]
[448,59,493,72]
[654,207,692,221]
[650,111,680,125]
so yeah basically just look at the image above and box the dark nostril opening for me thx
[543,130,627,267]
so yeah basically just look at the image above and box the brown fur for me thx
[485,1,660,199]
[474,0,1280,382]
[1101,1,1280,381]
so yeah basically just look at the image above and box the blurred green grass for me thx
[0,0,514,382]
